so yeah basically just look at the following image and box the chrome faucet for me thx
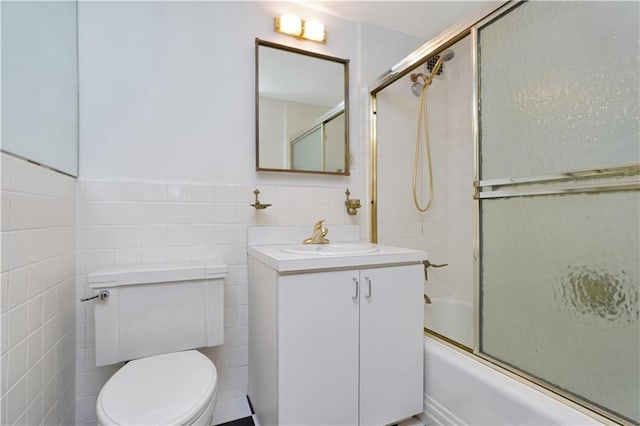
[303,220,330,244]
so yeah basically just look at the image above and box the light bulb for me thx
[277,14,302,36]
[303,20,325,42]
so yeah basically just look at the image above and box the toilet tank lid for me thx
[88,261,227,288]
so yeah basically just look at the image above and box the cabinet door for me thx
[278,270,360,426]
[359,265,424,425]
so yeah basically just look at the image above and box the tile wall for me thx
[74,178,365,424]
[1,153,77,425]
[375,35,474,303]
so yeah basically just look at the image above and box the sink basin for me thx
[280,242,379,256]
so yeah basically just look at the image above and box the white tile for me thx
[9,268,29,309]
[83,250,114,274]
[166,247,190,262]
[214,225,245,245]
[142,181,167,201]
[218,365,248,391]
[294,204,329,225]
[1,313,7,355]
[7,376,27,425]
[276,186,296,205]
[26,264,44,299]
[77,368,113,398]
[191,203,214,224]
[191,183,215,202]
[191,245,217,261]
[216,346,248,369]
[7,338,27,389]
[114,202,142,225]
[81,181,114,202]
[141,224,167,248]
[75,395,98,423]
[76,348,97,373]
[7,303,27,349]
[27,358,43,402]
[140,246,167,262]
[192,225,214,246]
[167,203,192,224]
[0,273,8,314]
[84,202,115,225]
[224,286,248,307]
[27,329,43,366]
[114,248,142,265]
[167,225,195,246]
[141,203,167,224]
[215,185,236,203]
[225,325,248,348]
[114,180,142,201]
[235,185,255,204]
[167,183,192,202]
[114,225,141,248]
[214,204,237,224]
[25,392,43,426]
[27,295,43,333]
[80,226,114,250]
[1,153,14,190]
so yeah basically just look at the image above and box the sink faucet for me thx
[303,220,330,244]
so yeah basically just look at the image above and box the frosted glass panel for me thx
[479,1,640,180]
[481,192,639,423]
[1,1,78,176]
[291,128,322,171]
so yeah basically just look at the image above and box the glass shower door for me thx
[476,2,640,423]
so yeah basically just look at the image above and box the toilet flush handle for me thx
[80,290,109,302]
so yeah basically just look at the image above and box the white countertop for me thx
[248,243,428,273]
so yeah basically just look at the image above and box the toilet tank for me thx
[88,262,227,366]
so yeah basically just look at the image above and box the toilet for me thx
[87,262,227,426]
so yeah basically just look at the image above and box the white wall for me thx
[75,2,425,424]
[0,153,76,425]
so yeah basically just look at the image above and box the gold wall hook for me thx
[345,188,362,215]
[250,189,272,210]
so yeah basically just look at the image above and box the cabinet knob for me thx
[365,277,372,298]
[352,277,359,300]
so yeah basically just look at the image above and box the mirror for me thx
[255,38,349,175]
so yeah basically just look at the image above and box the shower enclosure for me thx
[370,1,639,424]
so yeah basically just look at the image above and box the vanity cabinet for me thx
[248,251,424,426]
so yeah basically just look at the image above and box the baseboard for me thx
[422,393,466,426]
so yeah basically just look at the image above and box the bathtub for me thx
[422,335,601,425]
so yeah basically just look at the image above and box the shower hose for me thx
[412,75,434,212]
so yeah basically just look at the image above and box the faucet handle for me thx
[314,219,326,229]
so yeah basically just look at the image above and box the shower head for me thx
[411,81,423,97]
[441,49,455,62]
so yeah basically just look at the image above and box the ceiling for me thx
[302,1,502,41]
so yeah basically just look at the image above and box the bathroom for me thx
[1,1,638,426]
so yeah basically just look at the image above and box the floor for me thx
[218,415,255,426]
[212,397,254,426]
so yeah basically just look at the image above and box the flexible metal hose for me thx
[412,74,435,212]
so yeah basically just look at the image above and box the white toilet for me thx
[87,262,227,426]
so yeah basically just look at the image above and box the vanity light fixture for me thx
[274,14,327,43]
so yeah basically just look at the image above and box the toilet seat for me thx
[97,350,217,425]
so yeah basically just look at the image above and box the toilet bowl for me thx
[87,262,227,426]
[97,351,217,425]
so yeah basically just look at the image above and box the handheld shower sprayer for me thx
[409,49,456,97]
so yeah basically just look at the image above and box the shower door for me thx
[475,2,639,424]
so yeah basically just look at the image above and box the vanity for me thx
[247,225,426,426]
